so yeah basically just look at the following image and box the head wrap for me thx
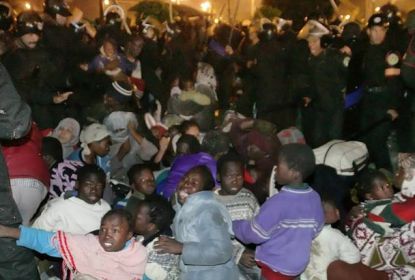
[80,123,110,155]
[52,118,80,158]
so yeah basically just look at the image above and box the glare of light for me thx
[375,6,381,12]
[103,0,110,6]
[345,14,351,20]
[200,1,211,12]
[25,2,31,10]
[214,18,219,24]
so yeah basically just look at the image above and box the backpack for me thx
[313,140,369,176]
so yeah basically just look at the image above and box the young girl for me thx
[0,209,147,279]
[52,118,80,159]
[154,165,239,280]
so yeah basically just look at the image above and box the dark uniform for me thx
[398,10,415,152]
[302,47,348,148]
[0,63,39,280]
[359,14,401,170]
[250,26,291,130]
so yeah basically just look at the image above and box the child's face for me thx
[99,215,132,252]
[103,41,116,58]
[177,171,204,204]
[367,178,394,200]
[133,170,156,196]
[274,158,296,186]
[57,127,74,144]
[220,162,244,195]
[89,136,111,157]
[133,204,155,236]
[77,174,105,204]
[323,202,340,224]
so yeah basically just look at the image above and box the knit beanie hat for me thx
[106,81,133,104]
[80,123,110,155]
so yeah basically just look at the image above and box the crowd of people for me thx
[0,0,415,279]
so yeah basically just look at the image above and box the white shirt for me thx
[301,225,361,280]
[32,196,111,234]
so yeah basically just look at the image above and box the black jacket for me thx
[0,63,39,279]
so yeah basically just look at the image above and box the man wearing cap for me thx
[85,81,134,123]
[359,13,402,170]
[300,20,349,148]
[3,11,73,129]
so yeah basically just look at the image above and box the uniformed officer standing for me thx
[359,13,401,170]
[2,11,73,129]
[300,20,349,148]
[399,10,415,152]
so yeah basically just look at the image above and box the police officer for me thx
[359,13,401,170]
[398,10,415,152]
[301,20,349,148]
[0,1,14,55]
[248,20,293,129]
[3,11,73,129]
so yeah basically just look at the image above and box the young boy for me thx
[133,196,180,280]
[33,164,111,234]
[115,164,156,212]
[215,152,260,277]
[0,209,147,279]
[301,199,360,280]
[233,143,324,280]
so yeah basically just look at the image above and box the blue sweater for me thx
[233,184,324,276]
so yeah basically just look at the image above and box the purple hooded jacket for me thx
[157,152,217,199]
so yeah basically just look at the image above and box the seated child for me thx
[154,165,239,280]
[133,196,180,280]
[215,152,260,277]
[157,135,216,200]
[51,118,80,159]
[233,143,324,280]
[115,164,156,212]
[42,137,84,200]
[33,165,111,234]
[354,169,415,235]
[67,123,112,202]
[0,209,147,279]
[301,199,360,280]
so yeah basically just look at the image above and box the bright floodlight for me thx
[200,1,211,12]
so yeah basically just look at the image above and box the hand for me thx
[387,109,399,121]
[303,97,312,107]
[239,249,256,268]
[154,236,183,254]
[159,136,171,151]
[225,45,234,56]
[80,63,88,71]
[53,91,73,104]
[340,46,352,56]
[349,205,365,220]
[0,224,20,239]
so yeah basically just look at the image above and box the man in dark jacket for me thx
[0,63,39,279]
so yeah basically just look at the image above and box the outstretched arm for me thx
[0,225,61,258]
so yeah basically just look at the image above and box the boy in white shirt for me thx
[301,199,360,280]
[33,164,111,234]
